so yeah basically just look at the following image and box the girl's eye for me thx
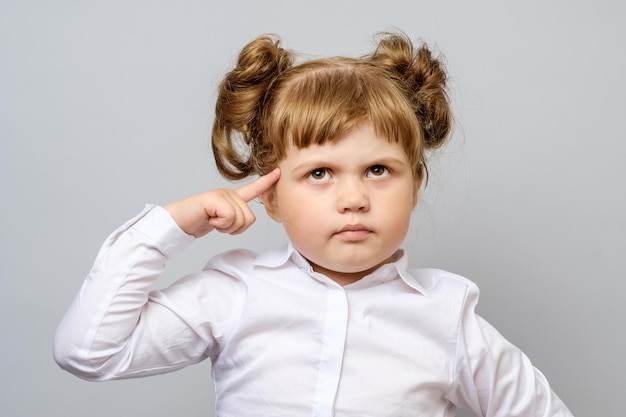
[367,165,389,178]
[308,168,330,182]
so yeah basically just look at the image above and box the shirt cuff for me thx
[131,204,195,259]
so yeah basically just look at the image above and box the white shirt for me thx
[54,205,573,417]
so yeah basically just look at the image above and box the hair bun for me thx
[212,35,293,180]
[367,33,451,149]
[233,35,291,84]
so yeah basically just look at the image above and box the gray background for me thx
[1,0,624,416]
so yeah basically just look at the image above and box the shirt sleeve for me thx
[53,205,245,381]
[448,282,574,417]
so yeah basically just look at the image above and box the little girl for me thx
[54,33,574,416]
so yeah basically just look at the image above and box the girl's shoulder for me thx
[404,267,481,301]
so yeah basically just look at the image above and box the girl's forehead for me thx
[280,125,409,164]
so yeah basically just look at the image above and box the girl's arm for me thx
[448,284,573,417]
[53,169,280,381]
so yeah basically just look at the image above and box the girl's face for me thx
[263,124,420,285]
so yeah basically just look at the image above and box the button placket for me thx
[311,285,349,417]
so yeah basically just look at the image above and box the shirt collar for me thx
[253,243,429,296]
[253,242,299,268]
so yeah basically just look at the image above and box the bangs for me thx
[264,59,423,165]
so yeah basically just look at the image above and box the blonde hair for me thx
[212,32,451,182]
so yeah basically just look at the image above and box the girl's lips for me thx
[334,225,372,241]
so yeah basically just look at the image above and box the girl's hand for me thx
[164,168,280,238]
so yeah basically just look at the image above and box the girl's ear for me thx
[260,189,282,222]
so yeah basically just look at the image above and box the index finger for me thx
[236,168,281,202]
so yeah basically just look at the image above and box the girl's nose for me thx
[337,180,370,212]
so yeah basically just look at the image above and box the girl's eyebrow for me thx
[365,156,408,166]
